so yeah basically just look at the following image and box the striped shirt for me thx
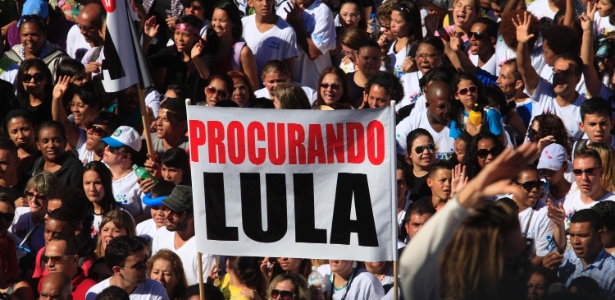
[559,248,615,299]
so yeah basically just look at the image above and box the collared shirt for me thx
[559,248,615,299]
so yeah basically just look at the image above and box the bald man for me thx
[39,272,73,300]
[66,3,105,60]
[396,80,455,160]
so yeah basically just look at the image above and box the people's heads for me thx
[56,58,88,86]
[569,209,604,260]
[225,256,266,290]
[406,129,436,169]
[157,98,188,140]
[36,121,67,163]
[376,0,395,40]
[363,72,403,108]
[537,143,568,185]
[184,283,224,300]
[70,82,101,126]
[527,267,558,300]
[512,166,543,210]
[39,272,72,300]
[267,273,311,300]
[316,67,351,107]
[339,0,366,29]
[86,112,120,152]
[182,0,206,21]
[277,258,311,275]
[340,28,371,66]
[425,80,450,124]
[468,17,498,56]
[452,72,480,111]
[96,210,136,258]
[568,276,601,298]
[46,187,88,228]
[18,14,47,56]
[592,201,615,249]
[404,201,436,239]
[415,37,445,75]
[228,70,255,107]
[355,40,382,78]
[0,194,15,235]
[204,73,234,106]
[0,138,19,181]
[44,207,76,245]
[530,114,571,153]
[174,15,203,54]
[597,0,615,17]
[164,83,192,101]
[5,109,36,151]
[463,132,503,179]
[248,0,275,17]
[95,286,130,300]
[144,181,175,228]
[272,83,311,109]
[161,148,191,185]
[542,26,580,67]
[500,10,540,50]
[497,59,524,97]
[454,131,472,164]
[452,0,481,31]
[101,126,142,167]
[440,200,529,299]
[580,97,613,144]
[148,249,188,299]
[211,0,242,40]
[16,58,52,100]
[44,235,79,276]
[419,67,454,93]
[586,142,615,192]
[77,3,105,44]
[162,185,194,232]
[427,160,452,207]
[106,236,148,286]
[391,0,423,41]
[261,60,292,96]
[572,148,605,195]
[83,161,114,208]
[25,171,61,217]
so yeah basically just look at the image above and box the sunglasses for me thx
[0,211,14,222]
[476,147,502,159]
[320,83,341,90]
[414,144,436,154]
[121,259,148,270]
[42,255,73,265]
[572,167,600,176]
[23,73,45,83]
[456,85,478,95]
[552,68,574,78]
[25,192,47,201]
[106,146,122,154]
[205,86,228,99]
[87,125,107,137]
[514,180,544,192]
[271,289,294,300]
[468,31,488,39]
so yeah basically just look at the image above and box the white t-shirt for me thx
[242,15,299,80]
[112,171,145,217]
[317,265,385,300]
[388,41,409,78]
[470,53,497,77]
[396,111,455,160]
[539,66,587,97]
[254,84,318,104]
[407,95,427,119]
[594,12,615,38]
[494,34,546,76]
[563,189,615,229]
[518,201,556,257]
[66,24,92,61]
[397,71,423,110]
[85,278,169,300]
[152,227,217,286]
[136,218,159,244]
[527,0,557,22]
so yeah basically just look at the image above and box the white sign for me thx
[188,107,397,261]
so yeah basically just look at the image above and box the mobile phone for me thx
[437,28,450,42]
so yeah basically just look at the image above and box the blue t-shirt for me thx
[450,108,504,139]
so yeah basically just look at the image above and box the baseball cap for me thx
[162,185,193,212]
[537,143,567,171]
[18,0,49,26]
[102,126,142,152]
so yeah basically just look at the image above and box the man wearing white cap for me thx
[102,126,146,220]
[537,143,572,205]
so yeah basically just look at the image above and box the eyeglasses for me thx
[504,238,534,274]
[456,85,478,95]
[271,289,294,300]
[121,259,148,270]
[572,167,600,176]
[414,144,435,154]
[42,255,74,265]
[205,86,228,99]
[476,147,502,159]
[320,83,341,90]
[25,192,47,201]
[22,73,45,83]
[87,125,108,137]
[514,180,545,192]
[0,211,14,222]
[415,53,438,61]
[468,31,488,40]
[552,68,574,78]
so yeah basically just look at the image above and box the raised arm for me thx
[562,0,576,28]
[580,3,602,97]
[443,34,477,74]
[51,76,81,149]
[285,2,322,60]
[513,11,540,95]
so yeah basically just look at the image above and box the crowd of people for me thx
[1,0,615,298]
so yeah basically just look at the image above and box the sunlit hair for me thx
[314,67,352,108]
[267,273,311,300]
[148,249,188,299]
[272,83,311,109]
[228,70,256,105]
[439,200,521,299]
[583,143,614,191]
[261,60,290,80]
[340,27,370,51]
[95,210,136,258]
[24,171,62,196]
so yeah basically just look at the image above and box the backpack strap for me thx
[231,41,245,70]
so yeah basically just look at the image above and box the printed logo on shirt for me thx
[115,194,130,204]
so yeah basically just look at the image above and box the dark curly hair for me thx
[364,72,404,101]
[542,25,580,56]
[462,132,503,179]
[227,257,267,298]
[499,10,540,50]
[531,114,572,155]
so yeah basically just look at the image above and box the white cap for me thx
[101,126,142,152]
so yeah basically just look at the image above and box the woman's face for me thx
[453,0,478,30]
[150,258,179,297]
[161,163,184,185]
[272,279,296,300]
[319,73,343,105]
[211,8,233,38]
[477,138,498,168]
[263,71,289,95]
[527,272,547,300]
[71,70,89,86]
[36,127,66,163]
[232,78,250,107]
[100,222,128,253]
[22,66,46,94]
[329,260,353,274]
[410,135,435,169]
[278,258,302,273]
[26,188,47,215]
[365,84,391,108]
[205,78,230,106]
[70,95,96,126]
[339,3,361,28]
[516,170,542,209]
[390,10,410,37]
[184,0,205,21]
[454,79,478,111]
[86,124,111,151]
[364,261,387,274]
[173,26,198,54]
[272,94,281,109]
[454,139,467,163]
[19,22,46,56]
[7,116,35,150]
[341,44,358,64]
[415,44,442,75]
[597,0,615,17]
[83,170,105,203]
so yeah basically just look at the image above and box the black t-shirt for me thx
[345,72,365,108]
[408,172,432,203]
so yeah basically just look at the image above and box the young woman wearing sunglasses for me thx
[404,129,436,203]
[14,59,54,125]
[267,273,311,300]
[200,73,233,106]
[463,132,504,180]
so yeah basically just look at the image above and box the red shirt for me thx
[38,270,97,300]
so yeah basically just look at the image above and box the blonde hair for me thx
[148,249,188,300]
[25,172,62,195]
[94,210,136,258]
[261,60,290,80]
[267,273,311,300]
[272,83,311,109]
[587,142,615,191]
[340,28,370,51]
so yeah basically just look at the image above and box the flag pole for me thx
[390,100,398,300]
[198,252,204,299]
[136,83,155,159]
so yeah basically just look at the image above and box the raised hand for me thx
[144,15,159,38]
[52,75,71,100]
[512,11,535,44]
[191,39,204,59]
[547,198,566,225]
[580,2,597,31]
[284,0,304,25]
[451,164,468,197]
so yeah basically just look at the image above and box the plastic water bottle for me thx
[369,13,380,38]
[133,165,159,184]
[308,266,326,296]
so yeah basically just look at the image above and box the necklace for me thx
[331,266,356,291]
[20,44,47,60]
